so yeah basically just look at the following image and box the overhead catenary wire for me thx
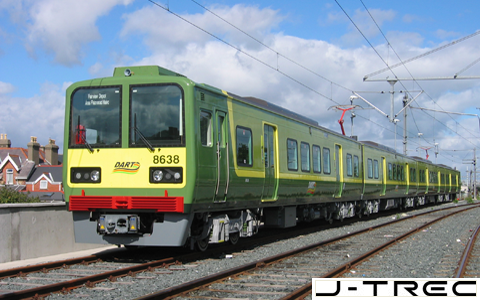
[149,0,479,158]
[355,113,462,164]
[363,30,480,80]
[186,0,432,146]
[358,1,480,143]
[189,0,352,94]
[189,0,424,140]
[336,0,480,150]
[147,0,340,105]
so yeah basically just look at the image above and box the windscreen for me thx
[130,84,184,147]
[70,87,121,147]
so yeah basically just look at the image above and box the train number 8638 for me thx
[153,155,180,164]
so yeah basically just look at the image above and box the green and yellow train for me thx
[64,65,461,250]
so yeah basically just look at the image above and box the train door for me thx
[262,124,278,200]
[437,171,441,193]
[448,174,452,193]
[380,157,386,196]
[334,144,343,198]
[214,110,229,202]
[425,168,430,193]
[405,163,410,194]
[196,89,229,204]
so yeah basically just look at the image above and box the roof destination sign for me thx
[85,93,110,106]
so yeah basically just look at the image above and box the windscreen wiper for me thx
[134,114,155,152]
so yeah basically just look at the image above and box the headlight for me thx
[90,170,100,182]
[71,168,101,183]
[153,170,163,182]
[149,167,183,184]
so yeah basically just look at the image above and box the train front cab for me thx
[64,66,197,247]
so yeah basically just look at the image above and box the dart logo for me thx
[307,181,316,195]
[113,162,140,174]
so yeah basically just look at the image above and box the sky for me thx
[0,0,479,183]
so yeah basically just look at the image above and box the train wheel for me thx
[356,210,362,219]
[195,238,209,252]
[229,232,240,245]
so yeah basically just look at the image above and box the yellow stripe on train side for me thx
[67,148,187,189]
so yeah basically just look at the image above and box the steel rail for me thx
[280,205,479,300]
[455,222,480,278]
[0,257,178,300]
[137,204,479,300]
[0,254,107,280]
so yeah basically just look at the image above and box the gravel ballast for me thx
[36,201,479,299]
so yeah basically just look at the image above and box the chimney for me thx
[0,134,11,148]
[27,136,40,165]
[44,138,59,165]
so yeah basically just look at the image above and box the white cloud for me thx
[0,82,15,94]
[120,3,284,53]
[88,62,104,76]
[402,14,423,24]
[117,3,480,174]
[0,82,65,150]
[435,29,461,40]
[24,0,134,66]
[332,8,396,46]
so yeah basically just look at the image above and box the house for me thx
[0,134,63,200]
[25,165,64,201]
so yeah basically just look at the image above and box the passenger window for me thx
[313,145,321,173]
[301,142,310,172]
[353,155,359,177]
[236,126,252,166]
[346,154,353,177]
[287,139,298,171]
[323,147,331,174]
[388,163,392,180]
[374,159,379,179]
[200,111,212,146]
[367,158,373,179]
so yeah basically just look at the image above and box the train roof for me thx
[238,96,319,127]
[360,141,397,154]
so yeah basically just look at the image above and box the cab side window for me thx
[200,111,212,147]
[313,145,322,173]
[287,139,298,171]
[323,147,331,174]
[237,126,252,166]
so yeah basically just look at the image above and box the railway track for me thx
[335,208,480,280]
[0,203,475,299]
[136,204,479,300]
[455,222,480,278]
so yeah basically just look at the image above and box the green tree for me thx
[0,187,39,203]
